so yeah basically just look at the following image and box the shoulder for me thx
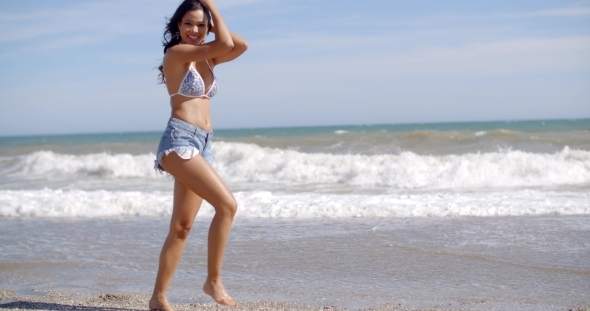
[164,45,182,60]
[164,50,186,67]
[166,43,185,53]
[163,53,190,76]
[164,44,194,62]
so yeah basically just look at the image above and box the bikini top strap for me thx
[205,60,214,73]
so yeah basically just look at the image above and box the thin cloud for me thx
[0,0,277,49]
[379,35,590,77]
[0,1,164,43]
[251,32,388,50]
[230,35,590,92]
[34,35,114,51]
[381,5,590,29]
[497,6,590,18]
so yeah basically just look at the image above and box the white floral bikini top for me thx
[169,60,217,99]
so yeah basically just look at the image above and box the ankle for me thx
[205,276,221,284]
[151,293,168,301]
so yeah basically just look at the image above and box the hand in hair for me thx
[199,0,216,9]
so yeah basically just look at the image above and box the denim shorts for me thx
[154,117,213,174]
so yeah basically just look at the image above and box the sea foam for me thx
[213,143,590,189]
[0,189,588,218]
[1,143,589,190]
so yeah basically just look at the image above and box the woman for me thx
[150,0,247,309]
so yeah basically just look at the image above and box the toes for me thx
[149,299,174,311]
[219,298,238,306]
[214,295,238,306]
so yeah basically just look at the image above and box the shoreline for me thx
[1,290,588,311]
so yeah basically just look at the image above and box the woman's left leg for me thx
[150,179,203,311]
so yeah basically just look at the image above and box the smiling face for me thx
[178,9,209,45]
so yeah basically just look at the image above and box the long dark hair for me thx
[158,0,212,83]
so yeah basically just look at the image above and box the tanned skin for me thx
[149,0,248,309]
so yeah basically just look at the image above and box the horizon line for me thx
[1,117,588,139]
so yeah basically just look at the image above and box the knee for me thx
[218,197,238,218]
[171,219,193,240]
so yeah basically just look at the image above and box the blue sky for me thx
[0,0,589,136]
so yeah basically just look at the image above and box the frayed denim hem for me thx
[153,146,201,175]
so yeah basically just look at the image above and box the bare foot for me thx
[149,296,174,311]
[203,279,238,306]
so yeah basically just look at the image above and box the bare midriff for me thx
[170,97,212,132]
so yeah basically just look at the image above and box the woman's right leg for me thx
[160,152,239,306]
[150,179,203,311]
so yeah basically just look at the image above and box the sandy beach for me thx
[0,290,490,311]
[1,290,589,311]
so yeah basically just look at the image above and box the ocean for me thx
[1,119,589,310]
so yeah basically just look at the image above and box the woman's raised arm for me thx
[210,31,248,67]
